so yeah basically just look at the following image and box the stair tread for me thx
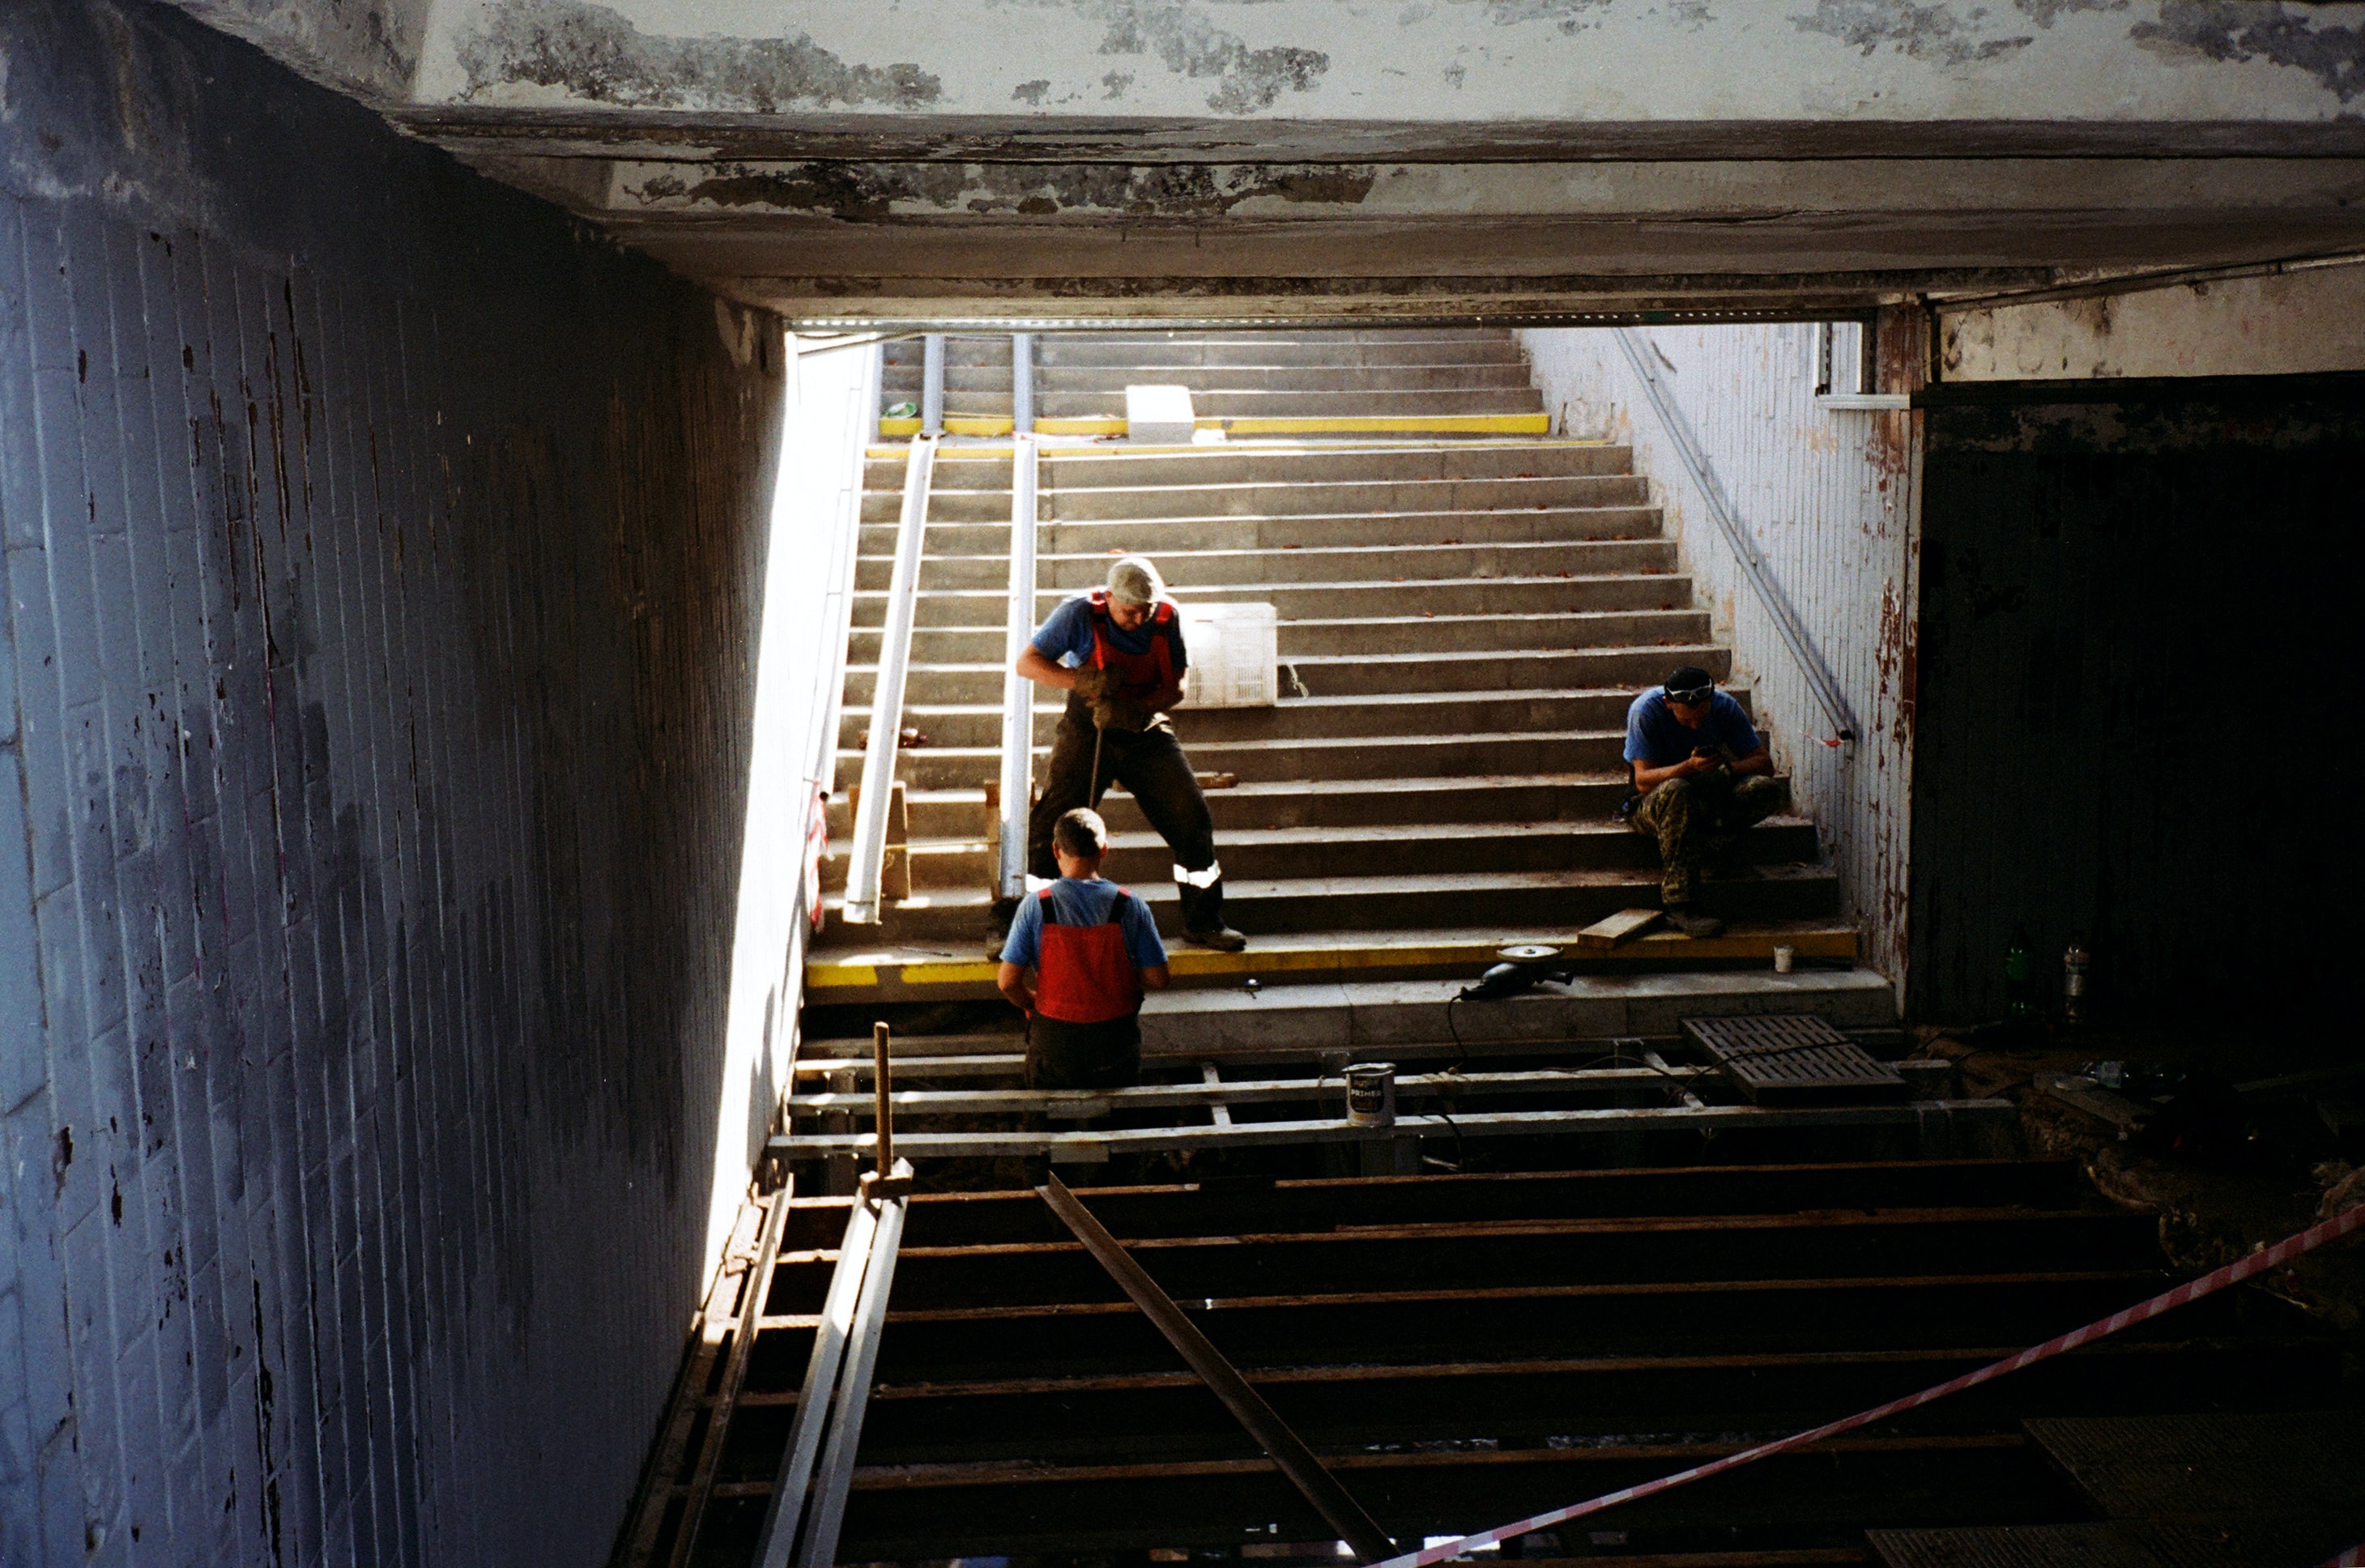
[829,814,1815,858]
[844,684,1738,718]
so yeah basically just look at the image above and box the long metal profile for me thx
[802,341,884,908]
[794,1169,911,1568]
[998,436,1040,897]
[843,434,936,922]
[1613,326,1860,743]
[1012,330,1035,432]
[1040,1174,1397,1562]
[920,332,945,436]
[749,1194,879,1568]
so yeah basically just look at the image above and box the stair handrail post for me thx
[844,434,936,922]
[998,437,1040,899]
[1612,326,1860,744]
[921,333,946,437]
[1012,331,1035,433]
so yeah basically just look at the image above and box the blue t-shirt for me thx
[1623,687,1762,767]
[999,876,1169,971]
[1030,594,1190,671]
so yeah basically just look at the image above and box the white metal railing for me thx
[842,433,937,922]
[1612,326,1861,744]
[920,334,945,437]
[1012,331,1035,432]
[997,437,1040,897]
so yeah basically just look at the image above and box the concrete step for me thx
[838,727,1634,790]
[850,607,1717,665]
[1036,339,1525,369]
[863,539,1681,594]
[1044,475,1648,520]
[1039,443,1631,486]
[842,645,1730,707]
[850,574,1694,630]
[861,488,1016,524]
[1033,364,1538,394]
[1039,387,1547,420]
[820,816,1820,893]
[870,505,1665,557]
[842,685,1747,752]
[822,860,1840,943]
[825,773,1668,840]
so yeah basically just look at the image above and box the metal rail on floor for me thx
[997,435,1038,898]
[842,434,936,922]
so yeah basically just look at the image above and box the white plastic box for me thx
[1179,602,1278,708]
[1124,383,1197,444]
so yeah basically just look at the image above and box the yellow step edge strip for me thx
[884,413,1554,440]
[804,928,1860,993]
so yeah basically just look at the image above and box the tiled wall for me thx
[0,1,786,1562]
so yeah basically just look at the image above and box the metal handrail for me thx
[1613,327,1860,744]
[920,333,945,437]
[842,435,936,922]
[997,437,1039,898]
[1012,330,1035,432]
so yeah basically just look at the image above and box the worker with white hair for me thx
[1007,556,1246,951]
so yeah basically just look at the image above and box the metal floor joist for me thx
[611,1158,2351,1566]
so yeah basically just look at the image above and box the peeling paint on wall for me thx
[617,160,1379,219]
[1790,0,2033,67]
[453,0,942,110]
[1091,0,1329,111]
[1938,263,2365,379]
[2133,0,2365,100]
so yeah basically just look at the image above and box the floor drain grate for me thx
[1681,1013,1907,1105]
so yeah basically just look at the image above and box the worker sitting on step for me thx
[1621,664,1782,939]
[998,808,1171,1089]
[1012,555,1246,952]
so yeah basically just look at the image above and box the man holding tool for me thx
[1621,664,1781,938]
[999,808,1170,1088]
[1010,556,1247,951]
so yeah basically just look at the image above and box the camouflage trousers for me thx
[1629,773,1783,905]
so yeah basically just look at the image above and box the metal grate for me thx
[1682,1013,1907,1105]
[1868,1524,2153,1568]
[2026,1412,2365,1519]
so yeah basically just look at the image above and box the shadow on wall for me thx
[0,0,788,1563]
[1909,377,2365,1030]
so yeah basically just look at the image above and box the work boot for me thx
[1662,906,1724,939]
[1181,924,1248,952]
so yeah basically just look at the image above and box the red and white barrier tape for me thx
[1375,1203,2365,1568]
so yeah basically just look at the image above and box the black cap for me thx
[1663,666,1715,700]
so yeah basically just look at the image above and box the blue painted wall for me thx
[0,2,787,1562]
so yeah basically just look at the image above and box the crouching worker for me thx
[997,808,1170,1089]
[1621,665,1783,938]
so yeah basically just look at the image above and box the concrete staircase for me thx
[819,329,1882,1029]
[881,329,1550,437]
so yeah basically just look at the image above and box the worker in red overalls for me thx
[1008,556,1246,951]
[996,807,1171,1088]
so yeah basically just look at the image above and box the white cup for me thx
[1771,944,1796,974]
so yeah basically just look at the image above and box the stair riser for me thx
[1036,340,1525,369]
[862,492,1016,524]
[875,507,1664,558]
[842,646,1732,706]
[826,778,1647,839]
[844,687,1738,750]
[822,822,1820,893]
[833,730,1626,790]
[1045,476,1649,519]
[1043,445,1632,485]
[854,609,1716,664]
[1032,365,1538,394]
[862,541,1681,593]
[836,872,1839,943]
[1038,389,1547,418]
[851,576,1695,629]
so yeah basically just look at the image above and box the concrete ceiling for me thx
[168,0,2365,324]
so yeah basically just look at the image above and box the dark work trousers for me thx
[1028,696,1226,934]
[1025,1014,1143,1089]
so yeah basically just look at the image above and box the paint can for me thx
[2063,945,2091,1024]
[1345,1063,1396,1127]
[1771,944,1796,974]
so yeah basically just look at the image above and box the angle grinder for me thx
[1457,943,1574,1001]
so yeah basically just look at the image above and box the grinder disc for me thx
[1497,944,1562,963]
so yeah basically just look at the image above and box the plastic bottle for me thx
[2004,923,2035,1020]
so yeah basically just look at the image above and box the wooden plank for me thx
[790,1064,1678,1116]
[1576,906,1665,950]
[1201,1063,1232,1127]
